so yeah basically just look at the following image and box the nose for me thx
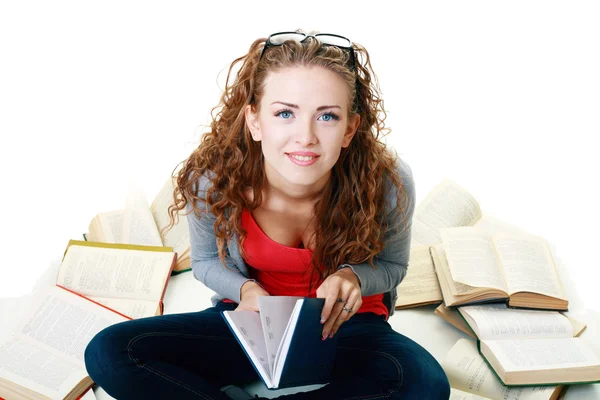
[294,120,318,146]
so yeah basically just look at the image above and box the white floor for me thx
[1,260,599,399]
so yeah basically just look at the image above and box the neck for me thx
[263,164,330,207]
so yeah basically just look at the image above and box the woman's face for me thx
[245,65,360,193]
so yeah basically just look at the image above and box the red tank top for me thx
[223,209,388,320]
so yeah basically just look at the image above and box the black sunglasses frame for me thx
[258,31,357,72]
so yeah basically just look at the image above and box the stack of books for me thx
[394,178,600,391]
[0,176,189,400]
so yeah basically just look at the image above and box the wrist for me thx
[240,280,263,300]
[336,266,361,288]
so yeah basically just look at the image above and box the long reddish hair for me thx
[163,31,410,287]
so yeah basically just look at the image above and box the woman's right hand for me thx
[236,280,270,312]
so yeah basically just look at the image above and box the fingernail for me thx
[329,332,334,339]
[320,317,326,324]
[322,331,329,340]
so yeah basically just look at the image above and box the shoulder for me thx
[184,169,218,214]
[190,169,217,195]
[383,155,416,218]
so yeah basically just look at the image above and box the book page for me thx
[492,233,566,300]
[450,388,491,400]
[484,338,600,372]
[56,244,174,301]
[121,185,164,247]
[0,336,88,400]
[222,310,271,384]
[442,339,559,400]
[460,304,573,340]
[473,215,532,237]
[0,286,127,399]
[88,210,123,243]
[441,227,507,292]
[433,245,481,296]
[257,296,301,374]
[396,245,443,306]
[100,210,124,243]
[87,296,160,319]
[150,177,191,257]
[412,178,482,246]
[14,286,128,367]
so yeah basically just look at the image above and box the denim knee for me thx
[424,361,450,400]
[84,323,130,387]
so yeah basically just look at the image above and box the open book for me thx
[432,227,568,311]
[57,239,177,318]
[442,338,564,400]
[397,178,544,309]
[455,304,600,386]
[0,285,130,400]
[434,303,587,340]
[86,176,190,274]
[221,297,338,390]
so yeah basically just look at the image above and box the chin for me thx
[283,167,331,187]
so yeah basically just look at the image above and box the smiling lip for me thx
[286,152,319,166]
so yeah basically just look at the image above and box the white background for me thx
[1,1,598,313]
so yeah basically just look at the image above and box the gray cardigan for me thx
[185,157,415,318]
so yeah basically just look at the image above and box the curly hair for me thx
[162,30,410,290]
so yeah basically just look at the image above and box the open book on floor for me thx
[434,303,587,340]
[85,176,191,274]
[221,296,338,390]
[431,226,569,311]
[395,245,443,309]
[57,239,177,318]
[442,338,565,400]
[401,178,550,310]
[454,304,600,386]
[0,285,130,400]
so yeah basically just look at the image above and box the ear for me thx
[245,104,262,142]
[341,113,360,148]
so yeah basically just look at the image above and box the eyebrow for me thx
[271,101,342,111]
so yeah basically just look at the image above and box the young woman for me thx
[84,30,450,399]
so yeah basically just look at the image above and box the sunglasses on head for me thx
[258,31,357,72]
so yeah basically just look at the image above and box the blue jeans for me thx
[84,301,450,399]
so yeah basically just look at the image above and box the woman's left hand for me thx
[316,267,362,340]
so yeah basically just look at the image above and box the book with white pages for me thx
[0,285,129,400]
[86,176,191,274]
[394,244,443,309]
[442,338,565,400]
[455,304,600,386]
[434,303,587,340]
[403,178,549,309]
[221,296,338,390]
[431,226,569,311]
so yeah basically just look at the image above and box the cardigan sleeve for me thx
[185,173,253,304]
[336,157,416,296]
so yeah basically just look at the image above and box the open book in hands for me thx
[86,177,191,274]
[455,304,600,386]
[432,227,568,311]
[221,296,338,390]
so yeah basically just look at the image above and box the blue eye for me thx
[320,113,340,122]
[275,110,292,119]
